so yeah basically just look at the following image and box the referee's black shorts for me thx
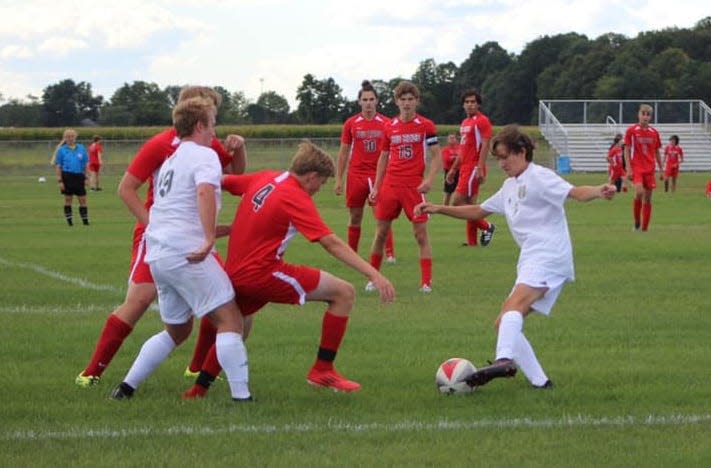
[61,172,87,196]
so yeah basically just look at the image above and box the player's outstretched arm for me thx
[319,234,395,304]
[414,201,490,220]
[568,184,616,202]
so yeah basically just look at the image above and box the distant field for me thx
[1,156,709,466]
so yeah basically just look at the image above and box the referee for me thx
[53,128,90,226]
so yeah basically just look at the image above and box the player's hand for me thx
[368,187,378,203]
[445,171,454,184]
[414,201,437,216]
[224,134,244,153]
[370,273,395,304]
[417,180,431,193]
[600,184,616,200]
[186,242,213,263]
[334,181,343,196]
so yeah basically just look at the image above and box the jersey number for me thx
[157,169,174,197]
[398,145,413,160]
[252,183,275,211]
[363,139,377,153]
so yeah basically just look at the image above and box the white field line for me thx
[3,414,710,442]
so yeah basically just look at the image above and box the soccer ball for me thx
[436,357,476,394]
[38,176,46,183]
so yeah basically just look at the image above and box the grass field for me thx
[1,149,710,466]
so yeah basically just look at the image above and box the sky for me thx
[0,0,708,109]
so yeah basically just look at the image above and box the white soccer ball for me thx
[436,357,476,394]
[38,176,46,183]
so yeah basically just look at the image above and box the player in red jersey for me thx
[366,81,441,293]
[624,104,663,231]
[448,89,496,247]
[663,135,684,193]
[440,133,461,205]
[334,80,396,261]
[75,86,247,387]
[87,135,103,191]
[181,140,395,397]
[606,133,627,192]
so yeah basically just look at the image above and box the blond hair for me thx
[172,97,216,138]
[289,140,335,177]
[50,128,77,165]
[178,86,222,108]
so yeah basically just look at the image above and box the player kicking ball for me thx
[416,125,616,389]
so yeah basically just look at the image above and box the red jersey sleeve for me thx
[222,173,255,196]
[283,190,332,242]
[340,117,354,145]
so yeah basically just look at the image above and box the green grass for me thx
[1,156,710,467]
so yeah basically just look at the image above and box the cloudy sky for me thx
[0,0,707,108]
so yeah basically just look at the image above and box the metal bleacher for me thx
[539,100,711,172]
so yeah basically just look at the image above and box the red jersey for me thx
[664,144,683,169]
[126,128,233,213]
[222,170,332,281]
[340,113,389,177]
[441,143,461,171]
[607,145,624,170]
[383,114,438,186]
[459,112,492,170]
[88,142,103,165]
[624,124,661,173]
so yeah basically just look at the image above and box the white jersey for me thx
[145,141,222,262]
[481,162,575,281]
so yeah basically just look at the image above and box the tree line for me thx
[1,17,709,128]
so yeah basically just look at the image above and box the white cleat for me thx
[365,281,376,292]
[385,256,397,264]
[419,284,432,293]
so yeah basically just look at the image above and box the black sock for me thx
[196,371,216,390]
[64,206,73,226]
[79,206,89,225]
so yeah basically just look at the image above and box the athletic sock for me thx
[369,253,383,271]
[347,226,361,252]
[513,333,549,387]
[385,228,395,258]
[466,220,477,245]
[195,344,222,390]
[313,312,348,371]
[84,314,133,376]
[642,202,652,231]
[633,198,642,227]
[420,257,432,286]
[79,206,89,225]
[495,310,523,360]
[64,205,73,226]
[477,219,491,231]
[123,330,177,389]
[216,332,250,400]
[187,316,217,373]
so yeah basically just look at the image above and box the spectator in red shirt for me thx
[88,135,103,191]
[440,133,461,205]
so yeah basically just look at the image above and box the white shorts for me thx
[148,254,235,324]
[514,267,570,315]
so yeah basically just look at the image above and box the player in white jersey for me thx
[109,96,251,402]
[416,125,616,389]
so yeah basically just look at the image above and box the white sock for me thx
[514,333,549,386]
[495,310,523,360]
[124,330,176,389]
[216,332,251,399]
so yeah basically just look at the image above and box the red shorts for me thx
[374,184,428,223]
[455,165,486,198]
[232,263,321,316]
[631,171,657,190]
[664,165,679,178]
[88,163,101,172]
[345,172,374,208]
[609,167,626,180]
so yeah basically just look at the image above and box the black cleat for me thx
[109,382,135,400]
[463,358,517,387]
[533,379,554,389]
[480,224,496,247]
[232,396,254,403]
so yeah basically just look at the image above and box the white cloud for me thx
[1,44,33,59]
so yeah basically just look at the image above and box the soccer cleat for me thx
[480,224,496,247]
[385,256,397,264]
[181,385,208,400]
[364,281,376,292]
[109,382,135,400]
[183,367,199,379]
[419,284,432,293]
[75,372,100,388]
[463,358,517,387]
[232,396,254,402]
[533,379,554,389]
[307,368,361,392]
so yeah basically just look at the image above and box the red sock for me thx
[313,312,348,371]
[633,198,642,226]
[642,203,652,231]
[187,316,217,373]
[477,219,490,231]
[83,314,133,376]
[369,253,383,271]
[385,229,395,257]
[466,221,477,245]
[420,257,432,286]
[347,226,361,252]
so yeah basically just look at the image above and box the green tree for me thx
[296,74,346,124]
[247,91,291,124]
[41,79,103,127]
[0,97,42,127]
[101,81,171,126]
